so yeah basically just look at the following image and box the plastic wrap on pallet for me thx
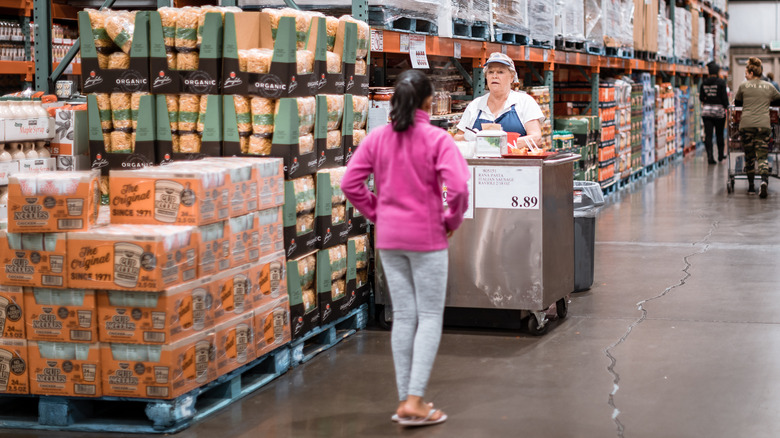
[618,0,633,49]
[657,16,672,59]
[529,0,554,44]
[704,33,714,63]
[555,0,585,41]
[698,16,705,61]
[453,0,490,24]
[371,0,443,27]
[492,0,529,35]
[674,7,691,61]
[238,0,352,7]
[584,0,604,47]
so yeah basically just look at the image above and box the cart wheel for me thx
[377,305,392,331]
[527,313,549,336]
[556,297,569,319]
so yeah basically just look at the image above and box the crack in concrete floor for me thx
[604,220,719,437]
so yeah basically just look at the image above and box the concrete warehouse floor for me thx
[7,150,780,438]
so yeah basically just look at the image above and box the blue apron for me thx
[472,104,527,135]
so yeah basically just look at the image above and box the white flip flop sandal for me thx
[397,409,447,427]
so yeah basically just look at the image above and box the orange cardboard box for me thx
[228,212,261,267]
[197,220,231,278]
[0,338,29,394]
[0,231,68,288]
[97,275,218,345]
[256,207,284,259]
[67,224,198,291]
[215,312,255,377]
[212,251,287,325]
[0,286,25,339]
[7,170,100,233]
[255,251,288,309]
[253,295,291,359]
[28,341,101,397]
[109,166,230,227]
[24,288,97,343]
[211,157,284,211]
[101,330,217,399]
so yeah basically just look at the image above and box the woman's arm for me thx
[454,130,466,141]
[523,119,543,147]
[342,139,378,223]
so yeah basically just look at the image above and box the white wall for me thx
[729,2,780,46]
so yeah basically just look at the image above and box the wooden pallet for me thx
[493,29,529,45]
[0,346,291,434]
[290,304,368,367]
[368,7,438,35]
[452,19,489,40]
[555,38,586,53]
[584,42,606,56]
[530,39,554,49]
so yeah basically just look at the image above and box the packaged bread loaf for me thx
[326,51,342,74]
[353,96,368,130]
[176,50,199,71]
[196,96,208,133]
[106,11,136,55]
[178,94,200,132]
[332,204,345,224]
[165,94,178,132]
[339,15,369,59]
[296,254,316,289]
[326,16,338,51]
[353,129,366,146]
[179,132,201,153]
[299,134,314,155]
[110,93,132,130]
[175,7,199,50]
[293,176,315,213]
[325,95,344,130]
[355,59,367,76]
[96,93,113,130]
[233,95,251,134]
[249,135,272,156]
[86,9,114,49]
[302,288,316,313]
[327,130,341,150]
[251,97,275,135]
[110,131,133,153]
[331,279,346,300]
[297,50,314,75]
[351,234,368,269]
[323,167,346,204]
[107,51,130,69]
[327,245,347,280]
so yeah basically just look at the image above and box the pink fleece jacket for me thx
[342,109,470,251]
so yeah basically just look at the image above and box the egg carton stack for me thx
[640,73,655,167]
[613,80,632,180]
[525,86,552,150]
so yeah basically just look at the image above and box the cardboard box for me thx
[96,275,217,345]
[221,12,317,98]
[28,341,101,397]
[109,166,229,226]
[198,220,231,278]
[78,11,151,94]
[149,11,222,95]
[2,117,55,143]
[338,21,369,97]
[644,0,659,54]
[346,200,369,238]
[254,250,287,309]
[315,96,344,170]
[155,95,223,165]
[0,338,29,394]
[197,158,257,218]
[222,96,319,180]
[229,212,261,267]
[18,157,57,173]
[316,245,347,325]
[0,231,67,288]
[342,94,357,165]
[24,288,97,343]
[215,312,255,377]
[256,206,284,259]
[211,263,257,327]
[67,224,198,291]
[345,236,370,311]
[315,169,349,249]
[50,108,89,159]
[286,251,319,340]
[253,157,285,209]
[691,9,700,61]
[253,295,290,358]
[7,170,100,233]
[633,0,645,51]
[283,178,319,260]
[101,330,217,399]
[0,160,19,185]
[87,94,157,175]
[0,286,25,339]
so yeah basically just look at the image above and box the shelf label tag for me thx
[410,37,429,69]
[474,166,540,210]
[454,42,461,60]
[370,29,383,53]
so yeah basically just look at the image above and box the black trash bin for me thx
[573,181,605,292]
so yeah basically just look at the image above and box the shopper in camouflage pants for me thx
[740,128,772,178]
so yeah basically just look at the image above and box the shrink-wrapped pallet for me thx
[492,0,529,35]
[555,0,585,41]
[529,0,554,45]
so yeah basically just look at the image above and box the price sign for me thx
[409,37,429,69]
[474,166,540,210]
[454,42,461,60]
[370,29,383,52]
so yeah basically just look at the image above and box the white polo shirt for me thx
[456,90,545,134]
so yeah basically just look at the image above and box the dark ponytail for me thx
[390,69,433,132]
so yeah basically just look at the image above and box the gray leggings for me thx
[381,249,448,401]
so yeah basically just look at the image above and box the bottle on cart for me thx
[0,144,11,162]
[10,143,24,160]
[32,97,48,117]
[35,141,50,158]
[23,142,37,159]
[7,97,26,119]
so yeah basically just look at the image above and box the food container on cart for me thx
[573,181,605,292]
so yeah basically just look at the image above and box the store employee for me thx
[455,52,545,146]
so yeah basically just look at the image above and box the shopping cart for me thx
[725,106,780,193]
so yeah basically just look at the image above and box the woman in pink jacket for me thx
[342,69,470,427]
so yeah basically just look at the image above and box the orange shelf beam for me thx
[53,62,81,76]
[0,60,33,81]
